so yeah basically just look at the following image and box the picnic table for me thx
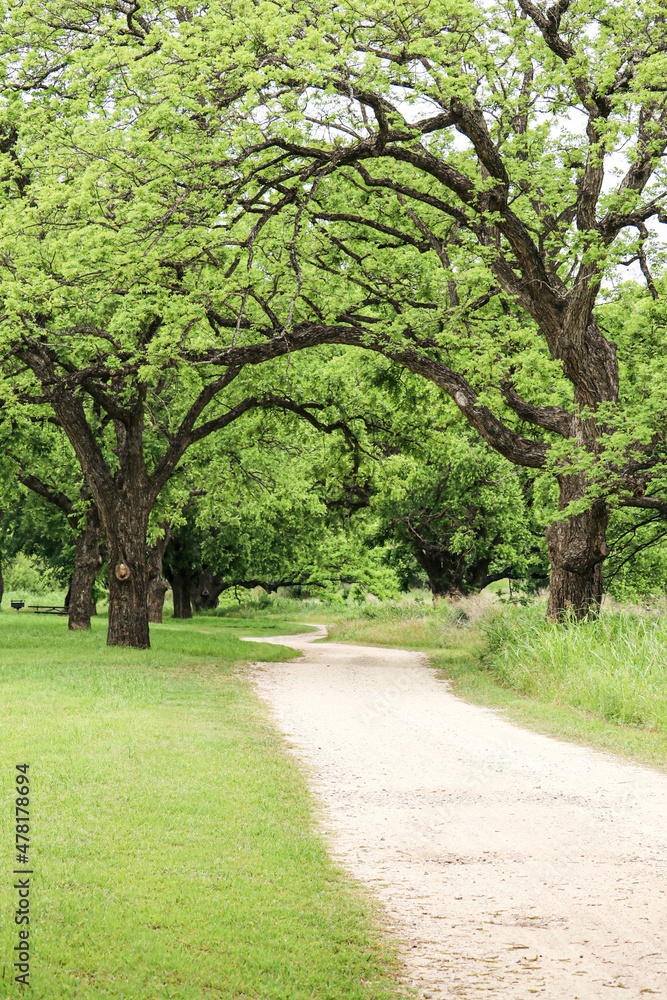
[28,605,68,616]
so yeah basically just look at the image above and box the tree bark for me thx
[411,547,464,598]
[147,522,171,624]
[545,475,609,621]
[191,571,226,612]
[67,505,103,630]
[105,507,151,647]
[171,571,193,619]
[33,390,154,648]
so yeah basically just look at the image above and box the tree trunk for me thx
[0,555,3,607]
[191,571,226,612]
[171,571,193,619]
[411,545,465,598]
[545,476,609,621]
[105,509,151,648]
[148,577,169,624]
[67,505,103,631]
[147,522,171,624]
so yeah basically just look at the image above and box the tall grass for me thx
[484,603,667,731]
[322,592,491,651]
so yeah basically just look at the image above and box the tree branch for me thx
[17,472,76,525]
[501,382,572,436]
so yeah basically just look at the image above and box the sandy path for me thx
[247,628,667,999]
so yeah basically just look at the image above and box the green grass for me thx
[431,640,667,772]
[197,616,318,637]
[0,612,402,1000]
[477,602,667,766]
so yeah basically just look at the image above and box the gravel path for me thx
[247,627,667,999]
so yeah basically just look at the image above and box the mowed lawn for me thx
[0,613,401,1000]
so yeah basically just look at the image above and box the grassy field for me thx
[0,611,403,1000]
[215,592,667,773]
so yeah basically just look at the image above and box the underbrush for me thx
[210,587,445,622]
[483,603,667,732]
[322,592,492,651]
[209,593,327,618]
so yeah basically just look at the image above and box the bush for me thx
[2,553,61,597]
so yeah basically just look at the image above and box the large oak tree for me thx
[0,1,366,646]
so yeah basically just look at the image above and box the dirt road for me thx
[248,627,667,999]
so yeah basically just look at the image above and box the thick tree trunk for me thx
[171,571,193,619]
[411,545,466,599]
[148,578,169,624]
[545,476,609,621]
[147,522,171,624]
[31,386,160,647]
[67,505,103,631]
[105,509,151,648]
[191,571,226,612]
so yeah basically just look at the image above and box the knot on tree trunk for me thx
[115,562,131,581]
[548,530,610,574]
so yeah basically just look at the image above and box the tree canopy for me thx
[219,0,667,618]
[1,1,667,641]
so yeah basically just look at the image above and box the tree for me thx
[373,437,544,598]
[278,350,546,598]
[19,479,103,628]
[5,0,667,632]
[147,523,172,624]
[222,0,667,618]
[0,413,105,628]
[0,2,367,646]
[168,392,399,606]
[589,277,667,598]
[603,508,667,599]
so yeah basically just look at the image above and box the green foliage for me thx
[607,543,667,601]
[604,505,667,600]
[1,494,76,583]
[2,552,60,596]
[373,433,546,594]
[1,0,667,620]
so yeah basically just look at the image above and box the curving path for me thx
[246,627,667,999]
